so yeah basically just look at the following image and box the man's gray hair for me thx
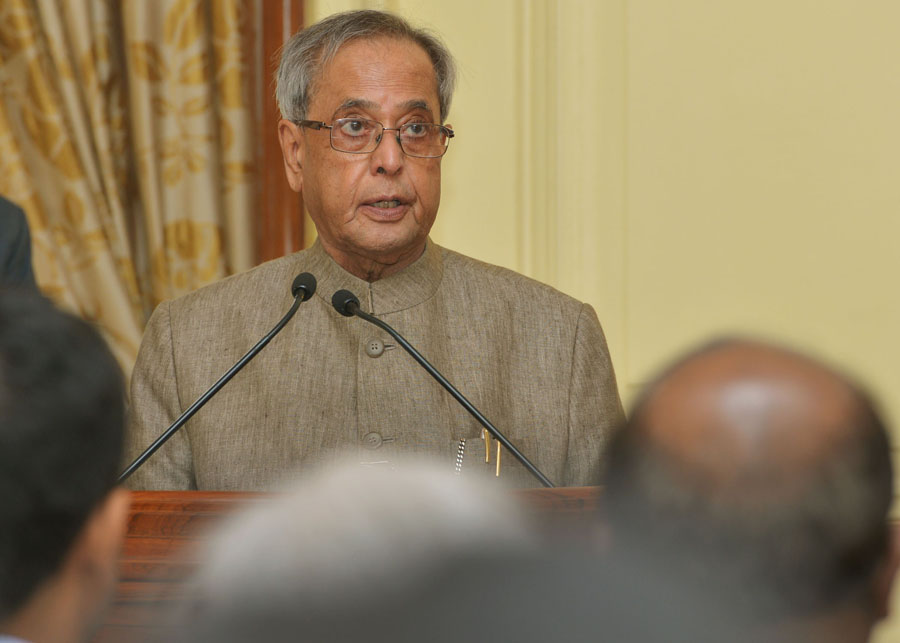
[276,10,457,123]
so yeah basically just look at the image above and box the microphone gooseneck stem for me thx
[347,301,555,488]
[118,292,307,484]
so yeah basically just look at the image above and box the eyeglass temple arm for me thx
[296,120,328,130]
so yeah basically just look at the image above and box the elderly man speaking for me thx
[125,10,623,490]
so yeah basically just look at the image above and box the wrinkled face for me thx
[279,37,445,275]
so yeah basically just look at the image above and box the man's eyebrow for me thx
[332,98,378,115]
[399,99,431,112]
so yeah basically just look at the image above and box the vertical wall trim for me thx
[514,0,629,396]
[516,0,559,285]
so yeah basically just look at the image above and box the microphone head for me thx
[331,289,360,317]
[291,273,317,301]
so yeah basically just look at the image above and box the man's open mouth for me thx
[370,200,401,209]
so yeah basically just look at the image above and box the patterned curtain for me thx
[0,0,257,375]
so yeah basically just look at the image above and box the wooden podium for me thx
[95,487,601,642]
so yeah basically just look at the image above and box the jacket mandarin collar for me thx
[304,238,443,315]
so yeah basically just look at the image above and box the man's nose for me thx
[370,130,405,175]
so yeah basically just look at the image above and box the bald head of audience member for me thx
[0,292,129,643]
[603,339,897,641]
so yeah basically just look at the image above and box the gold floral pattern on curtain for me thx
[0,0,257,375]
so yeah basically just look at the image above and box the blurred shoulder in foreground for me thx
[0,196,37,290]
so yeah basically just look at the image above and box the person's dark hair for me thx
[602,340,894,619]
[276,9,457,123]
[0,291,125,620]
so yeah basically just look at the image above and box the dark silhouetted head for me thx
[0,291,127,629]
[603,338,895,637]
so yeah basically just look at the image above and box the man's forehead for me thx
[309,37,439,113]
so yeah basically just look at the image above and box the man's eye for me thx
[403,123,429,138]
[339,120,371,136]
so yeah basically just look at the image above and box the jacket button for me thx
[365,338,385,358]
[362,432,383,449]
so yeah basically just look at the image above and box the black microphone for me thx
[331,289,554,488]
[118,272,318,483]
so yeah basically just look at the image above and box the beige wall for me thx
[304,1,900,638]
[307,0,900,423]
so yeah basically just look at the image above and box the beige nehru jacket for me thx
[124,240,624,490]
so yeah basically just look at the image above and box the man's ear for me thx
[278,119,305,193]
[69,488,131,595]
[873,524,900,620]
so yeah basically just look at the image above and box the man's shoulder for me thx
[0,197,28,238]
[437,246,585,313]
[0,195,26,219]
[158,250,310,325]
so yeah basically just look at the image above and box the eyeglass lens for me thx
[331,118,449,157]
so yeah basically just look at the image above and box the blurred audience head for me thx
[176,460,534,642]
[177,458,742,642]
[0,291,128,642]
[603,337,896,641]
